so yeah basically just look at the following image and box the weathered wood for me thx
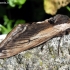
[0,14,70,58]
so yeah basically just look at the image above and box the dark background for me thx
[0,0,70,23]
[0,0,70,34]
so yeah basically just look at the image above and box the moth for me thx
[0,14,70,58]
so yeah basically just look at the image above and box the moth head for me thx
[48,14,69,24]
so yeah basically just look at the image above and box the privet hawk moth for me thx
[0,14,70,58]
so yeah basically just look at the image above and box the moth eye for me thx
[48,18,55,24]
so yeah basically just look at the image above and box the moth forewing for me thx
[0,14,70,58]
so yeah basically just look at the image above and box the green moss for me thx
[48,46,53,54]
[53,66,58,70]
[39,59,43,66]
[24,52,32,59]
[46,65,49,68]
[52,54,55,58]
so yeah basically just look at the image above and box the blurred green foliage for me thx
[66,6,70,11]
[0,15,25,34]
[0,0,26,34]
[8,0,26,8]
[0,15,14,34]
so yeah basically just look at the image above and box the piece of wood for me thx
[0,14,70,58]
